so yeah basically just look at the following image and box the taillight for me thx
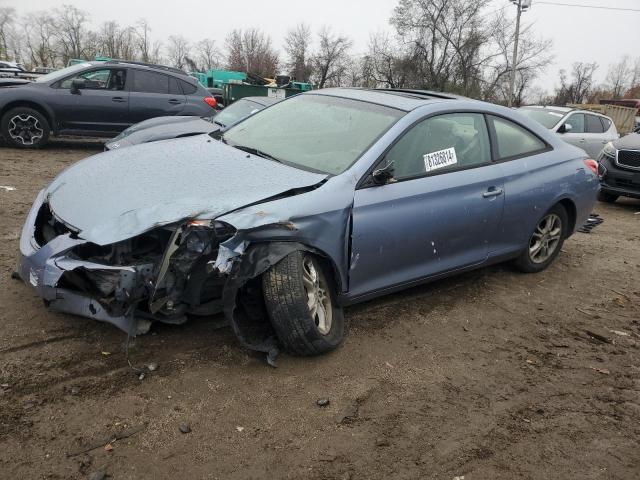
[583,159,598,175]
[204,97,217,108]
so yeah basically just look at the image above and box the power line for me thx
[535,1,640,12]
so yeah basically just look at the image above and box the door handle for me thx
[111,96,126,103]
[168,99,181,104]
[579,138,586,143]
[482,187,503,198]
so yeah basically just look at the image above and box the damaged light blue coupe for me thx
[17,88,599,357]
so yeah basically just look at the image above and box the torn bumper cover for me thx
[17,190,232,335]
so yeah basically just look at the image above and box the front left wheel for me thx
[262,251,345,356]
[1,107,50,148]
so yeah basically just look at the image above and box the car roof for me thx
[522,105,617,122]
[88,60,196,82]
[521,105,573,113]
[306,87,463,112]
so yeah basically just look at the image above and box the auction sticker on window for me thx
[423,147,457,172]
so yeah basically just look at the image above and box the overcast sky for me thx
[6,0,640,92]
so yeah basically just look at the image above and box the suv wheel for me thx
[262,251,345,356]
[597,191,618,203]
[1,107,50,148]
[514,204,568,273]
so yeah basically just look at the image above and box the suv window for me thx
[132,70,173,94]
[586,114,605,133]
[490,116,546,159]
[387,113,491,180]
[564,113,585,133]
[179,79,197,95]
[60,68,127,90]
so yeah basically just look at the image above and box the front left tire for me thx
[1,107,50,148]
[262,251,345,356]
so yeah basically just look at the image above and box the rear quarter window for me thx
[179,79,198,95]
[132,70,170,94]
[600,117,612,132]
[490,116,547,160]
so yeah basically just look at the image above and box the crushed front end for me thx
[18,190,235,334]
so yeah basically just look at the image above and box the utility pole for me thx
[507,0,531,107]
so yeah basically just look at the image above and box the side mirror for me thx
[372,161,395,185]
[70,78,86,94]
[558,123,572,134]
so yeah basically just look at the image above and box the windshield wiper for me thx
[231,145,283,163]
[213,120,225,127]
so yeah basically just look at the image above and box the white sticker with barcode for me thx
[423,147,457,172]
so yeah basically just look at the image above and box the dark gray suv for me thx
[0,61,218,148]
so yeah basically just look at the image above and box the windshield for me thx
[215,99,263,127]
[519,107,567,129]
[35,63,93,83]
[223,94,403,174]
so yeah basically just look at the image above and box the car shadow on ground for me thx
[0,136,105,151]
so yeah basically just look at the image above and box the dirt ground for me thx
[0,140,639,480]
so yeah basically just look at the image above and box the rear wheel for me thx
[514,204,568,273]
[1,107,50,148]
[262,251,344,356]
[597,190,618,203]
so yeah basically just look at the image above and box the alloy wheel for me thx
[529,213,562,264]
[8,114,44,146]
[301,257,333,335]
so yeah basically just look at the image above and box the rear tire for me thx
[262,251,344,356]
[514,204,568,274]
[597,190,618,203]
[1,107,50,148]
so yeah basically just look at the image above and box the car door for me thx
[486,115,563,251]
[54,67,130,133]
[128,69,186,123]
[349,112,505,298]
[558,112,588,153]
[582,114,610,157]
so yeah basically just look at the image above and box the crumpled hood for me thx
[613,132,640,150]
[106,116,217,149]
[45,134,327,245]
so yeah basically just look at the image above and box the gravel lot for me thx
[1,141,639,479]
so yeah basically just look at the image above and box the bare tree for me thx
[554,62,598,104]
[166,35,190,69]
[482,17,553,105]
[53,5,90,63]
[225,28,278,77]
[136,19,151,62]
[22,11,57,67]
[363,32,412,88]
[0,7,15,60]
[283,23,313,81]
[391,0,491,92]
[196,38,220,71]
[606,56,632,99]
[312,26,352,88]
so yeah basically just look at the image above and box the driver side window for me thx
[386,113,491,180]
[60,68,127,91]
[564,113,585,133]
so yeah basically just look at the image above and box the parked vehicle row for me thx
[518,105,619,158]
[0,61,218,148]
[16,88,599,356]
[104,96,279,150]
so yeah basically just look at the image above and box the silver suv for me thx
[519,106,618,158]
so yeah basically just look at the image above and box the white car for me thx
[519,106,619,158]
